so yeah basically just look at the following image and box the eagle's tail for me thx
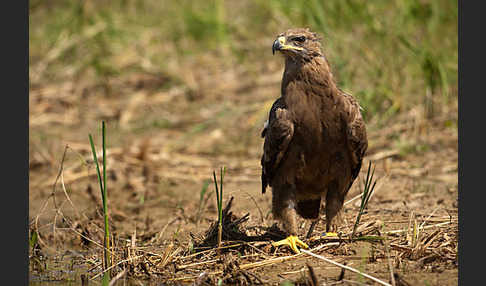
[296,199,321,219]
[261,172,268,194]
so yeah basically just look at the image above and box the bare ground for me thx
[29,64,458,285]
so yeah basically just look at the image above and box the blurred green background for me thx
[29,0,457,155]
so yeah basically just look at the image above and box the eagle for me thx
[261,28,368,253]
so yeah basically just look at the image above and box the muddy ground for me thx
[29,58,458,285]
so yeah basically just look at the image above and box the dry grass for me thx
[29,124,458,284]
[29,81,458,283]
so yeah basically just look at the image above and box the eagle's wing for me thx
[261,97,294,194]
[341,90,368,183]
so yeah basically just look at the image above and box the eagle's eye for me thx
[292,36,306,43]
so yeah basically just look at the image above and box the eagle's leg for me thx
[271,187,309,253]
[324,185,344,237]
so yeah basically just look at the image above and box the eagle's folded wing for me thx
[261,99,294,194]
[341,91,368,182]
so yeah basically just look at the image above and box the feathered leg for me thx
[325,182,345,236]
[271,186,309,253]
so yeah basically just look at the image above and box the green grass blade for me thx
[101,272,110,286]
[213,170,221,247]
[88,134,104,199]
[213,167,226,248]
[219,166,225,216]
[29,229,38,250]
[102,121,107,212]
[365,166,377,205]
[352,161,378,240]
[89,122,111,274]
[213,170,220,217]
[218,167,224,246]
[101,121,111,273]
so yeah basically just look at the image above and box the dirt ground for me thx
[29,61,458,285]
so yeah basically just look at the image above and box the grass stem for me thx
[212,166,226,248]
[352,161,378,240]
[89,121,111,281]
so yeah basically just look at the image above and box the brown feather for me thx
[261,28,367,236]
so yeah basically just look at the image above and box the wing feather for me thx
[261,98,294,193]
[340,90,368,182]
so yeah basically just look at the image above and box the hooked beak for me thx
[272,36,304,55]
[272,36,285,55]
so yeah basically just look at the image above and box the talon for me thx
[272,235,309,253]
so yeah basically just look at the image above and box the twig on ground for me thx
[91,255,145,280]
[344,193,363,206]
[169,244,328,282]
[32,144,69,251]
[385,221,451,235]
[301,249,392,286]
[419,207,441,229]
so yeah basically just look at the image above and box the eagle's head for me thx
[272,28,323,62]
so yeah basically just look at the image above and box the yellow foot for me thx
[272,235,309,253]
[322,232,338,237]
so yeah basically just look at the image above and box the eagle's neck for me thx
[282,56,338,97]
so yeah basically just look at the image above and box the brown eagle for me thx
[261,28,368,253]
